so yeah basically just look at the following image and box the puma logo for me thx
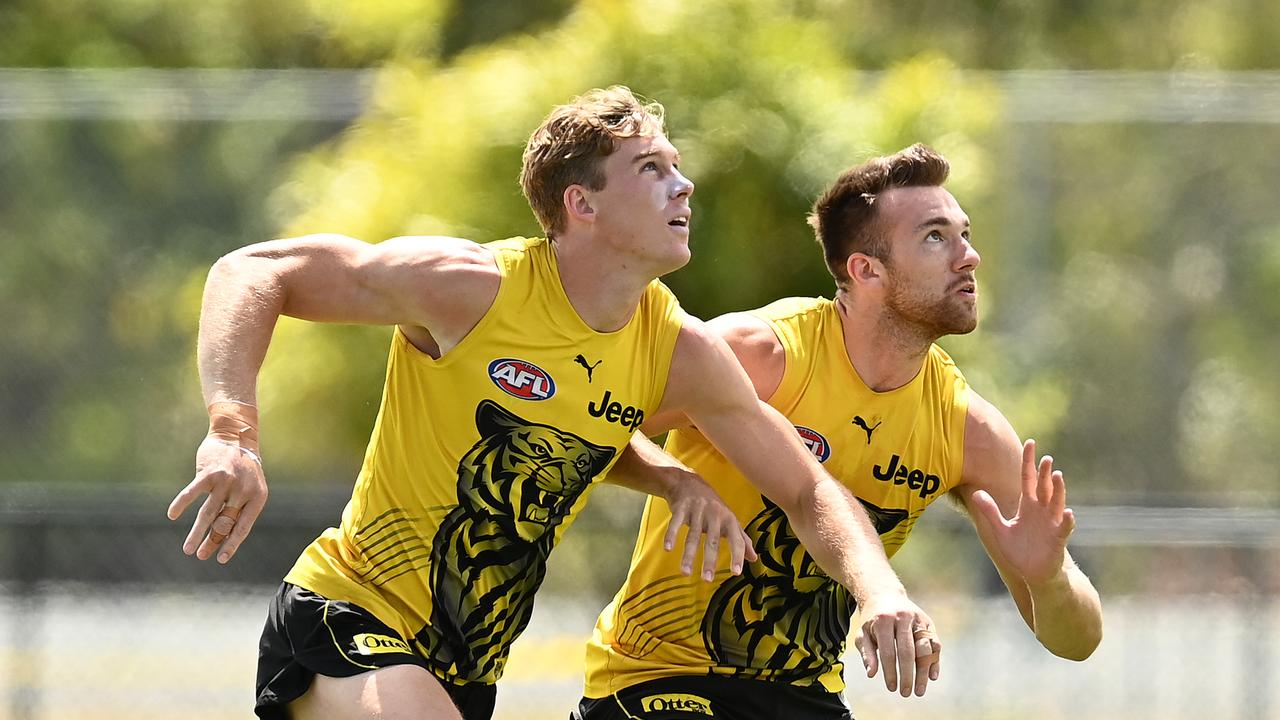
[573,354,602,382]
[852,415,881,444]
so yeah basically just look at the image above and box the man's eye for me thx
[927,231,944,242]
[642,161,658,172]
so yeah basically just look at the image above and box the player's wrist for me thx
[857,584,910,610]
[1024,564,1071,594]
[207,400,260,453]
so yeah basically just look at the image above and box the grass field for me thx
[0,585,1274,719]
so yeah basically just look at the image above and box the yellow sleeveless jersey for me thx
[584,296,969,696]
[284,236,684,686]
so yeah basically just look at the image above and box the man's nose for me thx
[958,238,980,271]
[671,169,694,199]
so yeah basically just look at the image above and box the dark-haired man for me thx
[578,144,1103,720]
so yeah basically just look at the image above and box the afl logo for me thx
[487,358,556,401]
[795,426,831,463]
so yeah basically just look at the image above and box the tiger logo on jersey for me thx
[419,399,615,682]
[701,497,908,685]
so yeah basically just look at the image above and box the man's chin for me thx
[654,245,692,277]
[944,314,978,336]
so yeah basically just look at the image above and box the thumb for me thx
[969,489,1009,529]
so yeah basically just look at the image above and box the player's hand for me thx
[167,435,268,564]
[969,438,1076,587]
[662,472,758,581]
[855,594,941,697]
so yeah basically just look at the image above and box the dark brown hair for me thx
[519,86,666,237]
[808,143,950,287]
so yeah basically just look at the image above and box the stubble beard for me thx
[882,270,978,347]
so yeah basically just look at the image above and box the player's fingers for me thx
[724,521,746,576]
[1037,455,1055,505]
[679,505,706,576]
[699,516,722,581]
[1021,439,1038,502]
[896,615,915,697]
[858,623,879,679]
[873,621,898,692]
[742,531,758,563]
[215,496,265,564]
[913,631,940,696]
[1060,507,1077,539]
[663,503,685,552]
[190,492,231,559]
[197,503,244,561]
[969,489,1008,529]
[1050,471,1068,518]
[167,474,211,522]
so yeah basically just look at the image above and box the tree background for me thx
[3,2,1280,718]
[3,0,1279,589]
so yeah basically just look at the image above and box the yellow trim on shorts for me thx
[613,693,641,720]
[322,600,379,671]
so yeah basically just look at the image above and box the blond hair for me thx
[520,86,666,236]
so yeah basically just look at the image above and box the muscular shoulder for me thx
[367,235,501,352]
[366,235,498,278]
[705,312,785,401]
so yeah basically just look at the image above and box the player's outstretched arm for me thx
[167,234,500,564]
[605,436,757,580]
[658,318,941,697]
[952,392,1103,661]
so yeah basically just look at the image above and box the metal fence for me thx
[1,483,1277,720]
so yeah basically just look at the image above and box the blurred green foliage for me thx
[3,0,1279,512]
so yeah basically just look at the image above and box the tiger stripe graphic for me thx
[417,400,615,682]
[700,497,908,685]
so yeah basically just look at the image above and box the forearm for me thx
[603,435,682,497]
[197,252,285,406]
[1026,563,1103,660]
[789,476,906,605]
[698,400,906,601]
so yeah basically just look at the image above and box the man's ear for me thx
[847,252,886,289]
[563,185,595,225]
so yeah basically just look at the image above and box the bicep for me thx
[957,391,1024,514]
[658,320,761,426]
[644,313,782,436]
[229,234,497,331]
[659,322,812,509]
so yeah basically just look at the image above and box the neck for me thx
[835,291,934,392]
[550,231,653,332]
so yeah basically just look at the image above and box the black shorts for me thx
[574,675,853,720]
[255,582,496,720]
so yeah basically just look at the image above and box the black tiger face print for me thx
[420,400,618,682]
[701,496,909,684]
[458,400,615,542]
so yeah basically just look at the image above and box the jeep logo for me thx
[587,389,644,432]
[872,454,941,499]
